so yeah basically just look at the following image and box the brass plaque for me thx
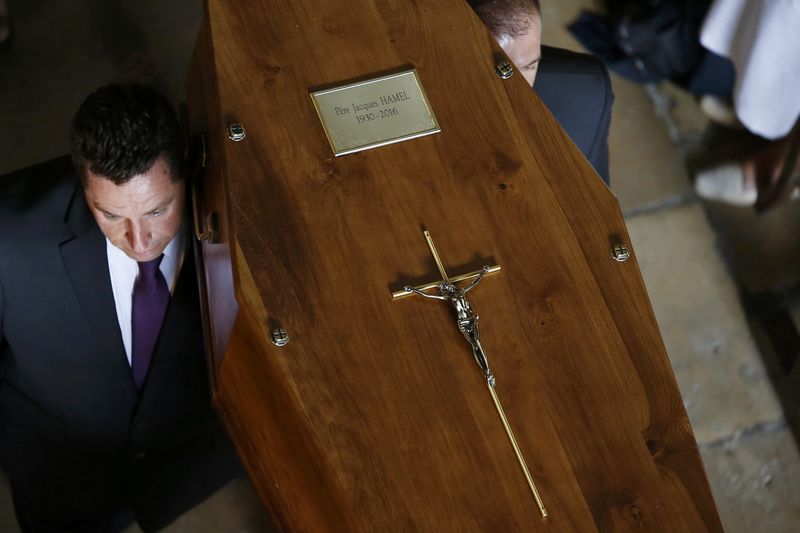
[311,69,440,156]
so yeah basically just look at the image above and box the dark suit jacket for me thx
[0,156,240,531]
[535,45,614,184]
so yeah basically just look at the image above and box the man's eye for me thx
[150,208,166,217]
[103,212,121,221]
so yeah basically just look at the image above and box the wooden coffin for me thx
[185,0,723,530]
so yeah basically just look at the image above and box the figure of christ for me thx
[404,266,495,386]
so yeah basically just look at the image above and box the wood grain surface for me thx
[186,0,723,530]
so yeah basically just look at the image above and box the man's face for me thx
[84,155,185,262]
[498,13,542,86]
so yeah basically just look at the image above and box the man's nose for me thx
[126,221,152,251]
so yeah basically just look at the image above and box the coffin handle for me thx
[190,133,221,244]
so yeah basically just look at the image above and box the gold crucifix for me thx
[393,230,548,518]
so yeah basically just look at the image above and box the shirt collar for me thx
[162,223,187,262]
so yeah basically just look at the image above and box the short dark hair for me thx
[70,83,183,185]
[468,0,541,40]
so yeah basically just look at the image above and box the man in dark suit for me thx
[0,84,240,532]
[469,0,614,184]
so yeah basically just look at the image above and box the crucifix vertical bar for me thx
[488,385,548,517]
[423,230,449,282]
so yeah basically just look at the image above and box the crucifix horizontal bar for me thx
[391,265,502,299]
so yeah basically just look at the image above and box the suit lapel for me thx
[59,184,138,398]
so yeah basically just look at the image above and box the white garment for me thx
[700,0,800,139]
[107,229,186,364]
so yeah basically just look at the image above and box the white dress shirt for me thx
[106,228,186,365]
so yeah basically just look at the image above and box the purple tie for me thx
[131,255,169,389]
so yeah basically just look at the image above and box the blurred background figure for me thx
[568,0,732,98]
[694,0,800,210]
[568,0,800,210]
[701,0,800,141]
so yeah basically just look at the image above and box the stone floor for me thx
[2,0,799,531]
